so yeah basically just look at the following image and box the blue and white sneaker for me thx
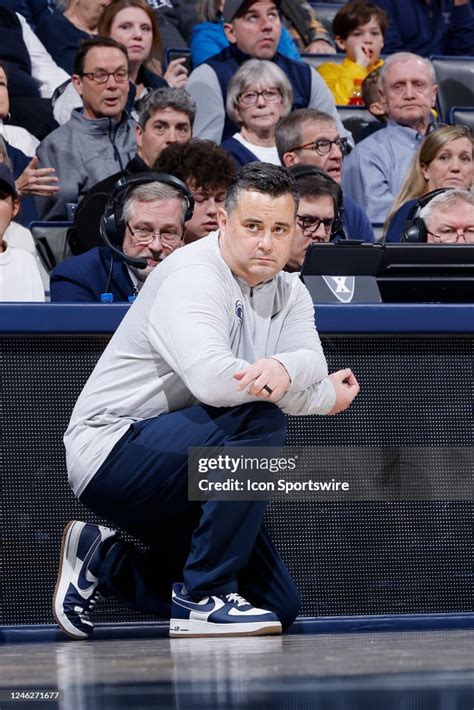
[53,520,117,640]
[169,583,282,638]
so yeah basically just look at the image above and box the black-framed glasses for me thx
[80,69,129,85]
[290,137,349,156]
[126,223,182,247]
[427,228,474,243]
[297,214,334,238]
[237,88,282,106]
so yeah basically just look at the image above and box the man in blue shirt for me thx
[342,53,438,224]
[372,0,474,57]
[276,108,375,242]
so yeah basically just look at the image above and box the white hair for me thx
[419,189,474,226]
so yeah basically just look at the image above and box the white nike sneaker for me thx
[53,520,117,640]
[169,583,282,638]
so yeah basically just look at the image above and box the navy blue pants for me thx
[80,402,301,630]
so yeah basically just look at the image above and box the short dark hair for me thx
[225,163,299,215]
[154,139,236,192]
[137,88,196,128]
[73,37,129,76]
[275,109,335,162]
[361,66,382,107]
[289,166,341,214]
[332,0,388,40]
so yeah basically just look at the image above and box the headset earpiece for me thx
[402,188,451,243]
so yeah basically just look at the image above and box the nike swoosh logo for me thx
[77,536,101,592]
[174,596,224,614]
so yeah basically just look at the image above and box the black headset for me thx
[288,164,346,240]
[402,188,451,243]
[100,172,195,270]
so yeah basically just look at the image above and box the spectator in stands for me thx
[186,0,350,144]
[0,62,59,226]
[191,0,299,66]
[360,66,386,135]
[0,6,68,139]
[371,0,474,57]
[50,176,188,302]
[276,109,375,242]
[190,0,336,67]
[317,1,387,106]
[385,125,473,242]
[154,139,236,243]
[286,165,340,271]
[52,162,359,642]
[221,59,292,166]
[0,61,39,157]
[343,52,438,224]
[0,164,44,301]
[53,0,188,125]
[416,189,474,244]
[36,37,136,221]
[70,87,195,254]
[99,0,188,93]
[35,0,112,75]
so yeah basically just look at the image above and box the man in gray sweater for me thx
[53,164,359,640]
[35,37,136,221]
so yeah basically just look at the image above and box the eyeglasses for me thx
[80,69,129,85]
[427,228,474,243]
[127,223,182,247]
[297,215,334,238]
[237,88,282,106]
[290,137,349,156]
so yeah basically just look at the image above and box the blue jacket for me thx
[372,0,474,57]
[190,19,299,67]
[50,247,135,303]
[385,199,417,243]
[343,196,376,243]
[206,45,312,141]
[220,136,260,168]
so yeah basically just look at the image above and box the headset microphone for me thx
[99,218,148,269]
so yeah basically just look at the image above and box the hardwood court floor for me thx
[1,630,473,709]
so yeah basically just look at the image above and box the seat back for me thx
[431,56,474,121]
[448,106,474,132]
[29,221,73,273]
[309,2,344,35]
[337,106,381,143]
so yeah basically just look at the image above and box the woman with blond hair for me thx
[385,125,473,242]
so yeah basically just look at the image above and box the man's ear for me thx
[135,124,143,150]
[71,74,83,98]
[223,22,237,44]
[431,84,438,108]
[11,197,20,220]
[282,151,297,167]
[217,206,228,232]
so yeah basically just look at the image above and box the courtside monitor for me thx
[301,243,474,303]
[378,244,474,303]
[300,242,383,303]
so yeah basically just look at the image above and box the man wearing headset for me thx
[53,163,359,640]
[285,166,341,272]
[50,175,189,302]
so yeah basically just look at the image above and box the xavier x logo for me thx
[322,275,355,303]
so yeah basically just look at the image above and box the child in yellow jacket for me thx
[317,1,388,106]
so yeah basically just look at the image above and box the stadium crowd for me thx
[0,0,472,302]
